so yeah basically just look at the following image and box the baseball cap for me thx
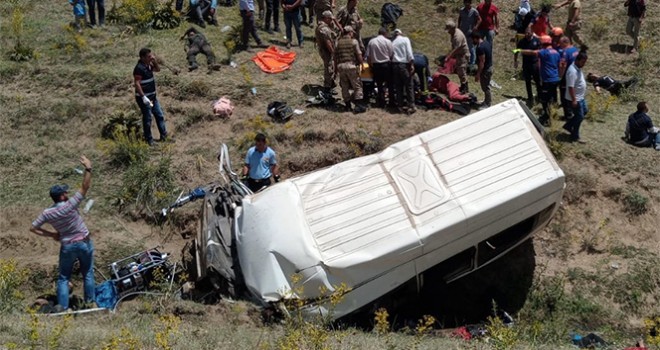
[445,20,457,29]
[322,10,333,18]
[393,28,402,35]
[49,184,69,201]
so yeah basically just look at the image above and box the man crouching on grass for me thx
[30,155,95,312]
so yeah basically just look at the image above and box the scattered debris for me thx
[267,101,294,122]
[83,199,94,213]
[161,187,207,217]
[213,96,235,118]
[572,333,608,348]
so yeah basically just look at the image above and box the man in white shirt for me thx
[391,28,415,114]
[562,50,588,143]
[366,27,394,107]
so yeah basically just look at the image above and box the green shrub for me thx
[486,313,518,350]
[120,156,175,220]
[101,111,143,140]
[107,0,159,32]
[52,26,88,54]
[6,1,36,62]
[622,190,648,216]
[99,128,150,168]
[152,1,182,30]
[0,259,29,313]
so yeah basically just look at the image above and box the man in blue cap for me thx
[30,155,95,312]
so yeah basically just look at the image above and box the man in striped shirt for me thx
[31,155,95,311]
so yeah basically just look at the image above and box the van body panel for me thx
[228,99,564,319]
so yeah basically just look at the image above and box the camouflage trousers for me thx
[319,50,336,89]
[187,44,216,66]
[337,63,363,103]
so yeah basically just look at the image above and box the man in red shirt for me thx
[476,0,499,45]
[529,5,552,37]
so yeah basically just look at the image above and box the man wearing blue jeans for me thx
[134,48,169,146]
[563,50,588,143]
[282,0,303,48]
[31,155,95,312]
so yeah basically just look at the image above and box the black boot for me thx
[460,82,469,94]
[353,101,367,114]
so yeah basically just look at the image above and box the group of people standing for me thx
[67,0,105,32]
[238,0,346,51]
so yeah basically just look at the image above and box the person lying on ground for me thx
[586,73,638,96]
[429,73,477,103]
[182,27,222,72]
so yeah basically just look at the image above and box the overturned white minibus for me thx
[196,99,565,320]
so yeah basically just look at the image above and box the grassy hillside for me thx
[1,0,659,348]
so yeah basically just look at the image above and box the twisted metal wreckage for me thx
[190,99,566,320]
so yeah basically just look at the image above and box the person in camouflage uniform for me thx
[315,11,337,93]
[314,0,334,23]
[336,0,364,53]
[182,27,221,72]
[335,26,365,112]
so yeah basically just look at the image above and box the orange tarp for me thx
[252,46,296,73]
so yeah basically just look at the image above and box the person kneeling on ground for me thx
[586,73,638,96]
[182,27,221,72]
[189,0,219,27]
[625,101,660,151]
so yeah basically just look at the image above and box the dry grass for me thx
[1,0,660,348]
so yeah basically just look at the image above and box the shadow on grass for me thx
[554,132,574,143]
[609,43,632,54]
[267,39,288,47]
[342,239,537,330]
